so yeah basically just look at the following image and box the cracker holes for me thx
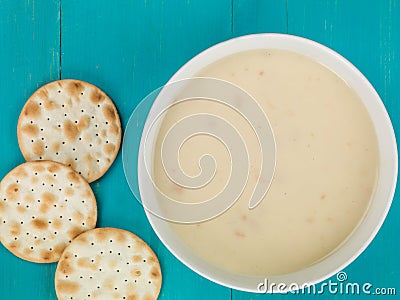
[74,120,78,124]
[148,280,152,284]
[58,90,61,93]
[39,102,42,106]
[30,120,33,124]
[105,121,109,125]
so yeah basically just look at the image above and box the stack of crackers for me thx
[0,80,162,300]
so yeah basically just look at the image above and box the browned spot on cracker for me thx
[65,187,74,197]
[42,192,56,205]
[57,281,80,294]
[320,194,326,200]
[32,164,44,172]
[17,206,26,213]
[53,243,66,257]
[100,129,107,138]
[109,123,119,135]
[131,269,142,277]
[234,230,246,238]
[68,226,83,239]
[259,70,264,76]
[43,98,58,110]
[20,124,38,137]
[63,120,79,141]
[241,214,247,221]
[144,295,154,300]
[37,88,49,100]
[59,259,74,274]
[0,201,5,212]
[132,255,142,263]
[104,143,116,156]
[32,218,48,230]
[127,295,138,300]
[116,232,126,243]
[8,241,20,249]
[95,229,107,242]
[72,211,83,222]
[67,81,84,96]
[90,89,105,104]
[150,266,160,279]
[104,280,115,291]
[6,183,19,201]
[67,171,80,183]
[24,194,34,202]
[40,249,53,261]
[77,257,92,269]
[40,203,50,214]
[32,140,44,156]
[52,142,61,152]
[47,164,61,173]
[13,167,28,178]
[10,222,20,235]
[53,219,62,229]
[77,115,90,131]
[102,104,116,121]
[23,101,41,119]
[109,259,117,269]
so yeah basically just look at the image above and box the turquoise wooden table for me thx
[0,0,399,299]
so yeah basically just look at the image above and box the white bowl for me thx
[138,34,398,293]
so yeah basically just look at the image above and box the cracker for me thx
[17,79,122,183]
[0,161,97,263]
[55,228,162,300]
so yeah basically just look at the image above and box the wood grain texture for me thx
[61,0,232,299]
[0,0,60,299]
[0,0,399,299]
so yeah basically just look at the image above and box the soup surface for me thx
[152,49,379,275]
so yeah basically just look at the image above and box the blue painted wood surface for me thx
[0,0,398,299]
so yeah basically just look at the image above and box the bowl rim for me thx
[138,33,398,293]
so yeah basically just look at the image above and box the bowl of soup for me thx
[135,34,397,292]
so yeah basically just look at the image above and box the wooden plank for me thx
[231,0,287,299]
[233,0,287,36]
[233,0,400,299]
[61,0,233,299]
[0,0,60,299]
[288,0,400,297]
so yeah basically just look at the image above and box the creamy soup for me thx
[152,50,379,275]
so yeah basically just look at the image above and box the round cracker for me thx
[0,161,97,263]
[17,79,122,183]
[55,228,162,300]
